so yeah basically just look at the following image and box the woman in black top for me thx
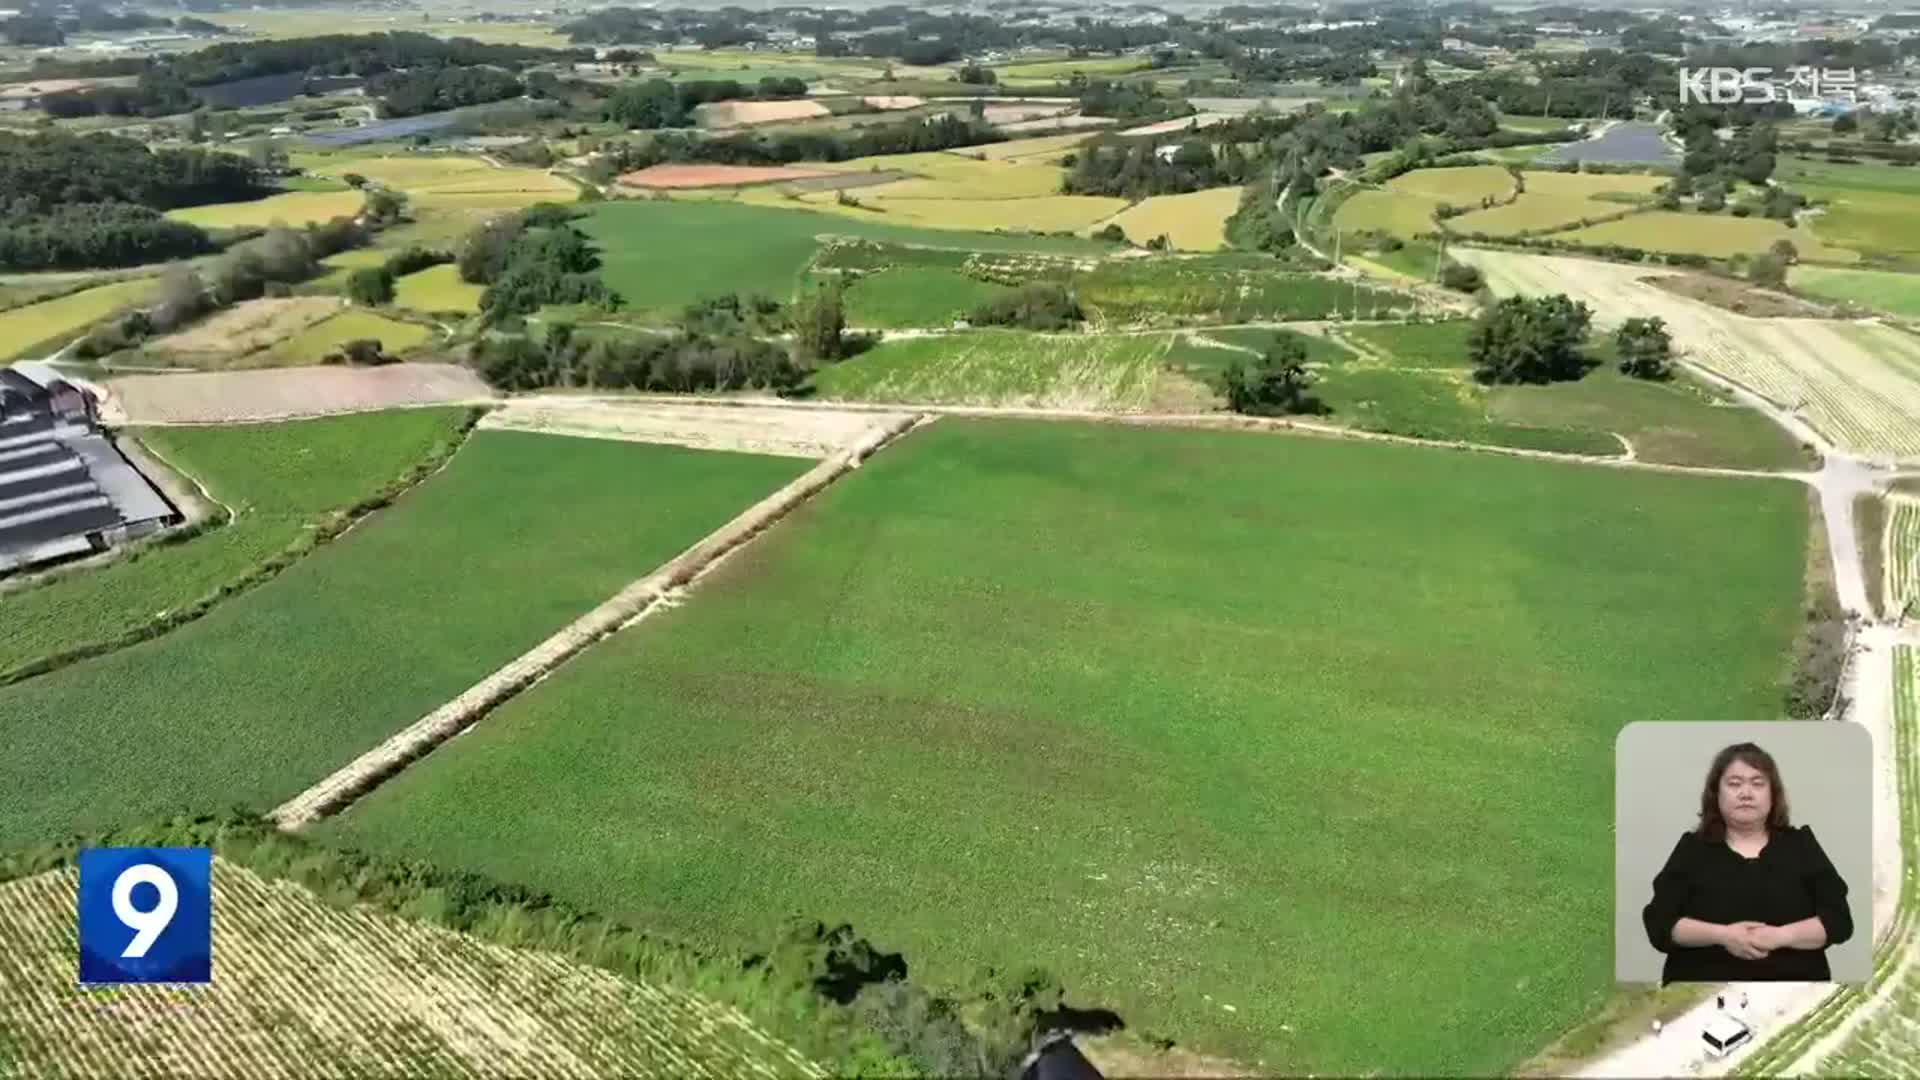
[1642,741,1853,983]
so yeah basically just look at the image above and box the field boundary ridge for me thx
[270,412,928,829]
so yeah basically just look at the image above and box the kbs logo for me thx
[77,847,212,985]
[1679,66,1860,105]
[1679,67,1778,105]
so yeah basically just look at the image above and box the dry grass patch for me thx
[1386,165,1517,205]
[145,297,344,365]
[167,190,364,229]
[1561,211,1858,262]
[696,99,831,128]
[1103,186,1243,251]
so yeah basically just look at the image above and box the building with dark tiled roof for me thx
[0,365,177,574]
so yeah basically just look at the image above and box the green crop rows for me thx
[0,431,806,848]
[0,409,474,684]
[319,418,1808,1076]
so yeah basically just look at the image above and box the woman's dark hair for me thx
[1697,742,1792,840]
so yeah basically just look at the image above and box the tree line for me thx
[0,131,269,271]
[589,113,1003,174]
[369,65,526,118]
[601,76,809,130]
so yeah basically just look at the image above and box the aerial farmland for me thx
[4,3,1920,1077]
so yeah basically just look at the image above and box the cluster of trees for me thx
[457,204,616,320]
[0,204,213,273]
[1833,108,1920,144]
[1678,109,1777,186]
[0,131,268,271]
[0,125,263,210]
[968,283,1081,331]
[1075,79,1190,123]
[1222,333,1319,416]
[369,66,525,117]
[1062,138,1252,199]
[1614,317,1673,380]
[603,76,807,129]
[470,321,809,393]
[1467,294,1595,384]
[2,3,214,45]
[40,68,197,119]
[1223,173,1296,254]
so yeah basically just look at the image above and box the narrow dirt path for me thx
[270,412,926,829]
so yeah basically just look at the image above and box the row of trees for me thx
[368,65,526,118]
[1061,138,1254,199]
[602,76,806,129]
[590,113,1003,173]
[77,215,376,358]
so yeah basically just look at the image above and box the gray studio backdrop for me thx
[1615,721,1873,983]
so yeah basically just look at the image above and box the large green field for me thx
[0,409,473,684]
[579,200,1108,319]
[0,432,806,848]
[812,329,1196,409]
[317,418,1809,1075]
[1790,265,1920,317]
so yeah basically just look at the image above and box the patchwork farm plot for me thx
[0,431,807,849]
[1386,165,1516,205]
[166,189,365,229]
[1558,211,1857,262]
[0,859,823,1079]
[581,200,1107,319]
[738,138,1126,233]
[1448,171,1665,237]
[252,309,436,366]
[1777,156,1920,261]
[810,330,1190,409]
[1458,248,1920,461]
[393,263,485,314]
[1099,186,1243,250]
[317,418,1809,1076]
[0,278,155,361]
[141,296,343,367]
[0,408,473,685]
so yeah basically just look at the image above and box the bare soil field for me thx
[144,297,343,360]
[102,364,494,424]
[481,397,913,458]
[1457,249,1920,461]
[618,164,843,189]
[0,862,822,1079]
[695,99,831,128]
[1647,274,1834,319]
[861,95,924,110]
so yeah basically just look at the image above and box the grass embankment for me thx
[0,278,156,361]
[0,432,808,849]
[0,408,475,685]
[319,418,1809,1075]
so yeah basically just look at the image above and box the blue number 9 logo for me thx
[78,847,211,985]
